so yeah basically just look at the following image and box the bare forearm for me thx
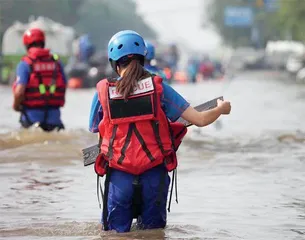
[14,94,24,106]
[181,105,222,127]
[13,84,26,111]
[197,107,222,127]
[180,99,231,128]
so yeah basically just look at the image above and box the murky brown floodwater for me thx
[0,71,305,240]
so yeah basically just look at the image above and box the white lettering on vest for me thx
[33,63,56,72]
[109,77,154,99]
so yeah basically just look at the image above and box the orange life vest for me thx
[21,48,66,108]
[95,76,181,176]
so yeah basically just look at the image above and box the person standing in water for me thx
[88,30,231,233]
[12,28,67,132]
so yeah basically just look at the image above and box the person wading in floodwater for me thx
[88,30,231,233]
[12,28,67,132]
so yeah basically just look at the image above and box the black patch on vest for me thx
[109,95,153,119]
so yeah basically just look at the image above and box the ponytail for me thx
[116,55,150,99]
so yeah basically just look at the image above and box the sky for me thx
[134,0,221,53]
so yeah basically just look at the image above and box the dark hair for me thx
[115,54,150,99]
[27,41,45,50]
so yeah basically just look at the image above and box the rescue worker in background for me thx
[164,43,179,81]
[89,30,231,233]
[78,34,95,64]
[12,28,67,132]
[199,55,215,80]
[66,33,97,89]
[144,40,169,83]
[187,57,200,83]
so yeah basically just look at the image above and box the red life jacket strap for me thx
[26,56,43,85]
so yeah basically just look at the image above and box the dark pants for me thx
[102,165,170,233]
[20,115,64,132]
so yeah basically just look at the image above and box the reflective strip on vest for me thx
[39,84,46,94]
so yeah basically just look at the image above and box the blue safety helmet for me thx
[108,30,147,62]
[145,41,155,61]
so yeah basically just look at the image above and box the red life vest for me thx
[94,76,186,176]
[21,48,66,108]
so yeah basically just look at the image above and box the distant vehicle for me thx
[227,47,269,71]
[265,40,305,70]
[296,67,305,83]
[66,52,115,89]
[226,47,255,71]
[286,53,304,75]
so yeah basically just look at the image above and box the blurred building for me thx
[2,16,76,56]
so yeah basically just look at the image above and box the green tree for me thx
[277,0,305,41]
[75,0,156,49]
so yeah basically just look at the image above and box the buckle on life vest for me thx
[94,153,108,177]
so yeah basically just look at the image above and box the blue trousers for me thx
[102,165,170,233]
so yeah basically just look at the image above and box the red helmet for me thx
[23,28,45,46]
